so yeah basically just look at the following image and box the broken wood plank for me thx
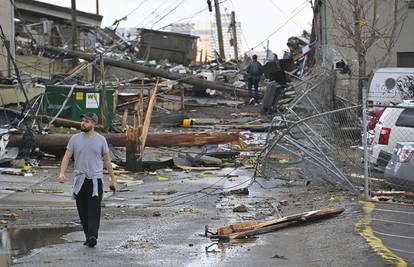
[152,189,177,195]
[31,189,64,194]
[103,169,131,175]
[174,165,222,171]
[371,191,414,198]
[215,207,344,240]
[141,80,159,152]
[218,221,261,236]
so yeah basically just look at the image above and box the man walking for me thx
[246,54,263,104]
[59,112,118,248]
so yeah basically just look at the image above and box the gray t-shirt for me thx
[67,132,109,196]
[67,132,109,178]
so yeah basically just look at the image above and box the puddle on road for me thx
[0,224,82,259]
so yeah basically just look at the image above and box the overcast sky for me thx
[37,0,313,55]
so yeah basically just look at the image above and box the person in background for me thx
[246,54,263,104]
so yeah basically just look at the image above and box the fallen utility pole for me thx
[9,132,245,149]
[39,46,251,97]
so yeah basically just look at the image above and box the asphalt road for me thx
[372,202,414,264]
[0,168,387,267]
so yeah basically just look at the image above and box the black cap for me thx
[81,112,98,123]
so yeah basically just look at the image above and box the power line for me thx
[141,0,183,28]
[252,1,310,50]
[149,0,187,28]
[123,0,149,19]
[267,0,305,31]
[157,5,209,30]
[134,1,169,28]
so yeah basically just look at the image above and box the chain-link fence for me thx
[260,65,414,198]
[260,67,365,194]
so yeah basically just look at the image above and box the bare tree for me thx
[327,0,408,103]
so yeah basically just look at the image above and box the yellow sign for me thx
[359,19,368,28]
[75,92,84,101]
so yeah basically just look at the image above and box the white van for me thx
[368,68,414,105]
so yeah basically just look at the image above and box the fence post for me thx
[362,83,369,199]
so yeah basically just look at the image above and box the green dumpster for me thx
[42,85,115,125]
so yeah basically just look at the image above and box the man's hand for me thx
[58,174,66,184]
[109,179,118,191]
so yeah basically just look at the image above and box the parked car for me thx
[384,142,414,190]
[369,100,414,172]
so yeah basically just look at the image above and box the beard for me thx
[80,126,92,132]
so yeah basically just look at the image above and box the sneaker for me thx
[87,236,97,248]
[83,240,88,246]
[248,98,255,105]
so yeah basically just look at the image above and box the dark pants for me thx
[75,179,103,240]
[248,77,260,100]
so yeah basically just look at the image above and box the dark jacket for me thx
[247,61,263,79]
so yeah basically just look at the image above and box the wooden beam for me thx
[215,207,345,240]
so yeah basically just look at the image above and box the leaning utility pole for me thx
[0,0,14,77]
[230,11,239,61]
[0,25,43,131]
[71,0,78,51]
[214,0,225,60]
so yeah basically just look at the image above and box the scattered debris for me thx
[233,205,248,213]
[31,189,64,194]
[152,189,177,195]
[152,211,161,217]
[271,254,288,260]
[2,213,19,220]
[153,196,166,202]
[225,188,249,196]
[178,208,198,213]
[158,176,171,181]
[0,167,32,176]
[371,191,414,198]
[279,200,288,206]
